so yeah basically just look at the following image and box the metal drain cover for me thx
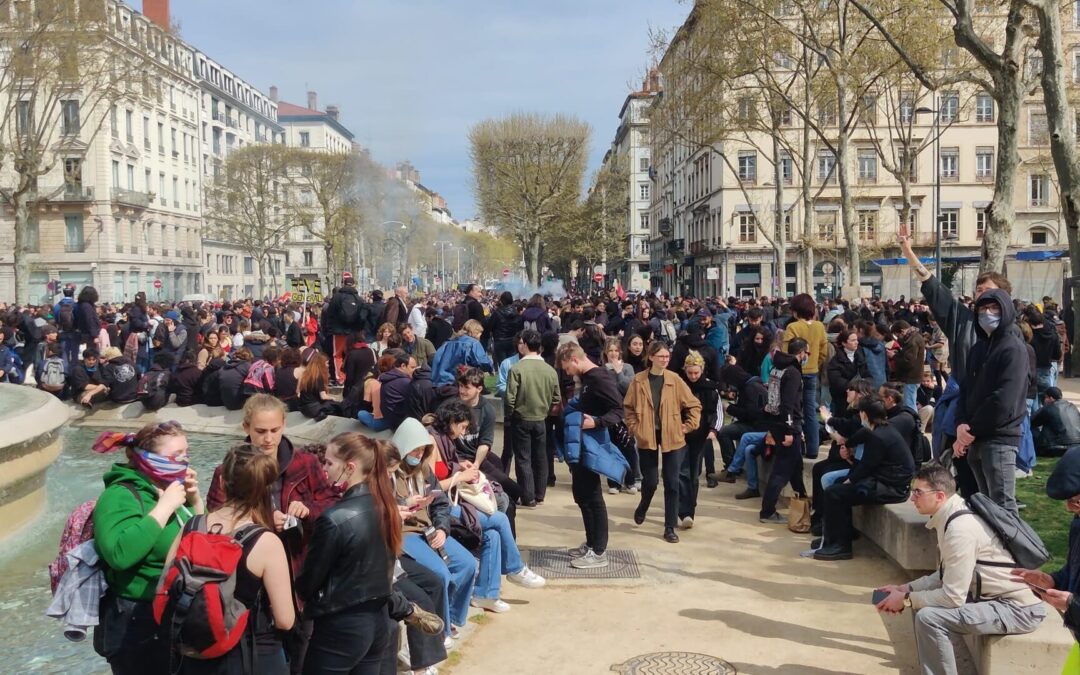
[611,652,736,674]
[527,547,640,579]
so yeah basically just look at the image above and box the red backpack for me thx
[49,484,142,594]
[153,515,266,660]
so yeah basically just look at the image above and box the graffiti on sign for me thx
[289,277,323,303]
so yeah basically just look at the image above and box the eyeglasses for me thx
[910,488,943,499]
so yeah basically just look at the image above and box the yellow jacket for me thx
[782,319,828,375]
[624,370,702,452]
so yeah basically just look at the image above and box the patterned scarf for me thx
[92,430,189,487]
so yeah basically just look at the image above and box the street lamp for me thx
[434,241,453,285]
[381,221,408,287]
[915,101,943,278]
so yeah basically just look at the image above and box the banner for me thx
[288,277,324,303]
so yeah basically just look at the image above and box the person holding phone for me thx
[874,464,1044,674]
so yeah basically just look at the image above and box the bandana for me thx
[92,430,189,487]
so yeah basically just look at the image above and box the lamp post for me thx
[915,99,942,278]
[381,221,408,287]
[434,240,453,285]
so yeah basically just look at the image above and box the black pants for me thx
[811,457,851,522]
[500,407,515,471]
[396,558,447,671]
[718,422,755,470]
[760,436,807,518]
[95,595,168,675]
[512,418,548,503]
[571,462,609,554]
[545,415,559,485]
[303,602,390,675]
[493,339,516,368]
[952,447,980,499]
[822,481,907,550]
[679,434,708,519]
[607,424,641,489]
[638,447,685,529]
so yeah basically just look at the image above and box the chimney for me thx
[326,105,340,121]
[268,85,278,103]
[307,91,318,111]
[143,0,171,31]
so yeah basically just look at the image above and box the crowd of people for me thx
[24,231,1080,674]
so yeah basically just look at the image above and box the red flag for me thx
[614,278,626,301]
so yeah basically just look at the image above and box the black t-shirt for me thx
[577,366,624,428]
[648,372,664,434]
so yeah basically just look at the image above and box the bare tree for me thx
[0,0,152,302]
[547,156,630,285]
[469,112,590,284]
[284,148,360,283]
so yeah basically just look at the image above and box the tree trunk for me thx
[982,76,1020,274]
[524,233,541,285]
[800,44,815,295]
[772,128,787,297]
[836,82,861,292]
[13,191,31,304]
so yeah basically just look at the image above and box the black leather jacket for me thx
[297,483,394,619]
[1032,399,1080,452]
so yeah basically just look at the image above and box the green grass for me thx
[484,373,496,393]
[1017,456,1072,572]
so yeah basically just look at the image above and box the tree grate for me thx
[611,652,737,674]
[527,547,640,579]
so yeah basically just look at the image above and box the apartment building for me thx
[648,4,1072,301]
[0,0,204,304]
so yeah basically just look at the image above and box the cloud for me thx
[177,0,688,219]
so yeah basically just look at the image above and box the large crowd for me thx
[15,231,1080,674]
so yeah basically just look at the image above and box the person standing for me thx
[678,351,721,528]
[953,289,1029,513]
[783,294,828,458]
[892,320,926,411]
[623,341,702,543]
[556,343,624,569]
[298,433,402,675]
[54,284,80,374]
[325,273,367,385]
[759,338,809,523]
[506,329,561,507]
[380,286,410,329]
[489,292,523,368]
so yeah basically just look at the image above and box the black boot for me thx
[663,528,679,543]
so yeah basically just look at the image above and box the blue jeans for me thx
[820,444,862,490]
[59,334,81,375]
[903,383,918,411]
[736,432,767,491]
[802,374,820,458]
[356,410,391,431]
[450,505,523,600]
[402,533,477,634]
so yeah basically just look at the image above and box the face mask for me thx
[978,312,1001,335]
[331,465,352,492]
[404,454,422,467]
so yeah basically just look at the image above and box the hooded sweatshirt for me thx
[957,289,1028,447]
[379,368,413,429]
[670,330,723,381]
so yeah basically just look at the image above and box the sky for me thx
[175,0,689,221]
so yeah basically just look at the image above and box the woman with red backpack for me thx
[90,422,203,674]
[157,444,295,674]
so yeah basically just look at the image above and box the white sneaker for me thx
[507,565,546,589]
[679,516,694,530]
[623,483,639,495]
[471,597,512,613]
[443,636,453,650]
[567,542,591,559]
[608,486,620,495]
[412,668,439,675]
[569,549,609,569]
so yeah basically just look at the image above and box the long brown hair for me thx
[328,433,403,555]
[219,443,278,529]
[298,350,329,395]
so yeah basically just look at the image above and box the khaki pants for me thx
[913,600,1045,675]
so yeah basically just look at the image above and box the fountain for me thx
[0,383,71,541]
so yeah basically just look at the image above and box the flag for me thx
[614,277,627,301]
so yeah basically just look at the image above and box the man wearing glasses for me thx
[874,464,1045,674]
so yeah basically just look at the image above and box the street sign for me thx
[501,268,510,278]
[593,273,604,283]
[153,278,162,289]
[706,267,720,280]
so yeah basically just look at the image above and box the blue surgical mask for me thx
[404,454,421,467]
[978,312,1001,335]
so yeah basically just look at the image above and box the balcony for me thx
[64,242,85,253]
[212,111,226,125]
[111,188,153,209]
[35,185,95,202]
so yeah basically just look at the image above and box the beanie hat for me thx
[1047,447,1080,500]
[165,310,180,321]
[392,418,432,459]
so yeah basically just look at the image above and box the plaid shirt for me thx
[46,541,108,642]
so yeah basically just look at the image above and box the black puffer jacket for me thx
[489,304,523,341]
[826,348,870,403]
[297,483,394,620]
[685,376,720,438]
[670,331,723,382]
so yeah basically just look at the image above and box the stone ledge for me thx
[974,613,1074,674]
[853,501,938,574]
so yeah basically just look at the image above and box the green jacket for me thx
[506,356,561,422]
[92,463,190,602]
[412,337,436,368]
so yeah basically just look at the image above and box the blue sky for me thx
[175,0,689,220]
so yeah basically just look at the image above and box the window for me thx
[159,173,166,205]
[816,212,836,241]
[127,164,135,189]
[858,211,877,242]
[1031,228,1049,246]
[64,158,82,189]
[940,93,959,123]
[737,151,757,183]
[818,101,836,125]
[145,169,152,193]
[1030,174,1049,206]
[976,210,987,239]
[244,257,254,275]
[172,177,178,206]
[737,97,755,125]
[111,160,120,186]
[61,100,80,135]
[780,152,793,185]
[639,212,650,231]
[639,183,650,201]
[1075,51,1080,83]
[303,250,314,267]
[976,147,994,179]
[16,100,32,137]
[976,93,994,123]
[299,131,310,147]
[940,209,958,239]
[861,94,877,123]
[899,94,914,124]
[737,213,756,243]
[817,150,836,183]
[1030,112,1049,145]
[25,216,39,252]
[110,105,118,138]
[171,128,178,156]
[857,149,877,183]
[64,214,84,252]
[125,109,133,142]
[143,116,151,150]
[940,147,959,180]
[157,122,165,154]
[639,157,649,172]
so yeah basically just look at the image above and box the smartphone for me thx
[428,489,444,498]
[1027,582,1051,594]
[871,589,890,605]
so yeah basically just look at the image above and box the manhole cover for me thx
[527,547,640,579]
[611,652,736,674]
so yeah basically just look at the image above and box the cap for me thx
[697,308,711,318]
[101,347,123,361]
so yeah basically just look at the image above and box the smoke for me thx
[496,278,567,300]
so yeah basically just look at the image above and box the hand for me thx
[1034,588,1072,613]
[458,466,481,483]
[397,505,413,521]
[818,405,830,421]
[876,588,908,615]
[955,423,974,446]
[183,468,201,505]
[782,434,794,447]
[898,222,912,249]
[272,510,289,532]
[581,415,596,430]
[1012,569,1054,591]
[155,481,188,513]
[726,355,736,365]
[429,530,447,549]
[952,440,968,458]
[286,501,310,519]
[877,584,909,595]
[707,431,716,440]
[405,494,432,509]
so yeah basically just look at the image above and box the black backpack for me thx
[339,294,360,327]
[943,493,1050,596]
[138,370,170,411]
[57,303,76,332]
